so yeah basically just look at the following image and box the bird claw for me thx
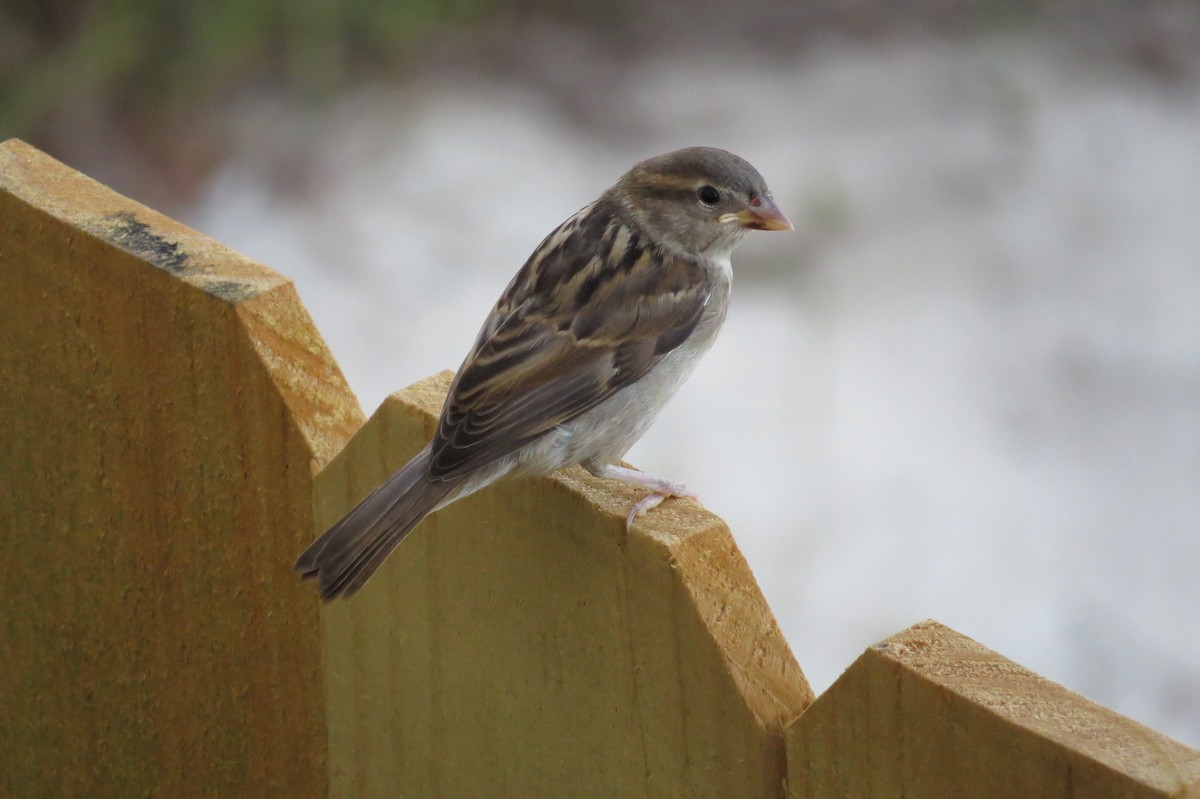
[584,463,700,532]
[626,494,664,529]
[624,482,700,531]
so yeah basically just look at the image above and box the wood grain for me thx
[0,139,363,797]
[786,619,1200,798]
[313,371,813,799]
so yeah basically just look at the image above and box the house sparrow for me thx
[296,146,791,600]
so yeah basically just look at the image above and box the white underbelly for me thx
[519,261,731,473]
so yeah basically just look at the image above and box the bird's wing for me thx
[428,203,710,480]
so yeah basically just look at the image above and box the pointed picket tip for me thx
[786,619,1200,799]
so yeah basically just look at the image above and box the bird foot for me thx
[585,463,700,530]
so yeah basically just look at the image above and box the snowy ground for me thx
[187,33,1200,745]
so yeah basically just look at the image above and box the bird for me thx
[295,146,792,600]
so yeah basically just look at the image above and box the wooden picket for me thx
[786,620,1200,798]
[2,138,1197,798]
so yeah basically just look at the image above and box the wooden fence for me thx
[2,137,1197,798]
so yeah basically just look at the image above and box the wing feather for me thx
[428,199,710,480]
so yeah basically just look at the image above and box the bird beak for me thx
[720,194,793,231]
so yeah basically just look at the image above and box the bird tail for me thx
[295,444,455,601]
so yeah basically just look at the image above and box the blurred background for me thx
[5,0,1199,746]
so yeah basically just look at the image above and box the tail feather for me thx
[295,445,455,600]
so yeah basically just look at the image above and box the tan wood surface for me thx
[786,619,1200,798]
[0,138,363,797]
[313,371,813,798]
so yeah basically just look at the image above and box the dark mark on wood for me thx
[205,280,257,302]
[103,212,189,274]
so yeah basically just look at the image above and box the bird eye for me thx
[697,185,720,206]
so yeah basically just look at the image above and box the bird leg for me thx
[583,463,700,529]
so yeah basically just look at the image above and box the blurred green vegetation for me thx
[0,0,498,137]
[3,0,1190,149]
